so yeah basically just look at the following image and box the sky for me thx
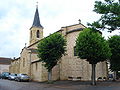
[0,0,119,58]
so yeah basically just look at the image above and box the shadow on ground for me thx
[35,80,120,86]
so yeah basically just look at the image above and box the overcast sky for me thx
[0,0,119,58]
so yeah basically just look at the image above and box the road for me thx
[0,79,120,90]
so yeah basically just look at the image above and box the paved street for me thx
[1,79,120,90]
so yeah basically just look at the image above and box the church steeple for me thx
[32,4,43,28]
[29,4,43,45]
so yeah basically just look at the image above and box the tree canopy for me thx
[37,33,66,72]
[76,28,111,64]
[88,0,120,32]
[108,35,120,71]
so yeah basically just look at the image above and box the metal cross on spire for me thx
[36,1,38,8]
[25,43,27,47]
[78,19,81,24]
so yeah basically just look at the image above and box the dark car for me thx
[15,74,30,82]
[8,73,17,80]
[1,72,10,79]
[108,74,113,80]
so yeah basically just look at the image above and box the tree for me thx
[76,28,111,85]
[88,0,120,32]
[37,33,66,83]
[108,35,120,80]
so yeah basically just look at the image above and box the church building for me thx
[9,6,108,82]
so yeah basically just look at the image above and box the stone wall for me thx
[9,58,20,74]
[31,62,42,81]
[0,65,10,74]
[19,48,30,75]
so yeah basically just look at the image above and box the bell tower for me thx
[29,4,43,45]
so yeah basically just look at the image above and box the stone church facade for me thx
[9,6,108,82]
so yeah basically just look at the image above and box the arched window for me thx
[30,31,32,39]
[23,58,25,67]
[74,46,77,56]
[36,30,40,38]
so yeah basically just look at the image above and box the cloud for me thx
[0,0,33,58]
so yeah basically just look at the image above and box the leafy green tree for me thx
[88,0,120,32]
[37,33,66,82]
[76,28,111,85]
[108,35,120,80]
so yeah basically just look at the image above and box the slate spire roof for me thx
[32,5,43,28]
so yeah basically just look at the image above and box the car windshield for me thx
[21,74,28,76]
[4,73,10,75]
[11,74,17,76]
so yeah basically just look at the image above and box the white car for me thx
[8,73,17,80]
[15,74,30,82]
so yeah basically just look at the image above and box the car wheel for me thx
[17,78,21,82]
[15,78,17,81]
[16,78,19,82]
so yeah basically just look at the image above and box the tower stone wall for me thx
[29,27,43,45]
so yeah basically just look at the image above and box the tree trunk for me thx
[48,69,52,83]
[91,64,96,85]
[113,71,117,81]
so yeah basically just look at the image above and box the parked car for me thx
[8,73,17,80]
[0,74,1,79]
[108,74,113,80]
[15,74,30,82]
[1,72,10,79]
